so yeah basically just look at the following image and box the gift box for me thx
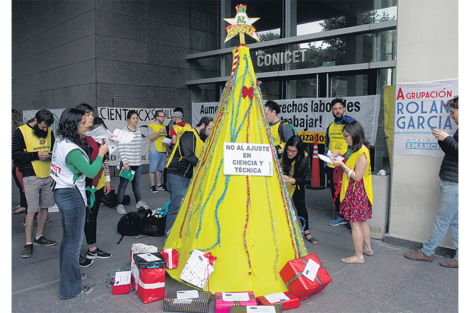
[162,248,179,269]
[130,239,159,270]
[228,305,282,313]
[112,271,132,295]
[279,253,332,300]
[180,250,216,289]
[132,253,166,304]
[163,289,211,313]
[215,291,257,313]
[133,252,167,269]
[256,291,300,310]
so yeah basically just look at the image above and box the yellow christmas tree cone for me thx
[163,43,308,296]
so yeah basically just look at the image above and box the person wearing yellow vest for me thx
[324,98,355,227]
[169,110,192,147]
[264,100,294,159]
[331,120,373,264]
[165,116,213,237]
[12,109,57,258]
[147,110,168,193]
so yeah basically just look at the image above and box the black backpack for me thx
[141,214,166,237]
[116,207,152,244]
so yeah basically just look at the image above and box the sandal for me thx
[304,232,318,244]
[12,206,27,214]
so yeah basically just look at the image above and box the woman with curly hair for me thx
[331,120,373,264]
[281,136,318,244]
[50,108,108,299]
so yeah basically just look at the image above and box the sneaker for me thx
[329,216,348,226]
[136,200,149,209]
[86,248,112,259]
[79,255,94,267]
[74,286,93,298]
[116,204,127,215]
[150,185,158,193]
[34,235,57,246]
[21,244,33,258]
[156,185,165,191]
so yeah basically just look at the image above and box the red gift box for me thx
[256,291,300,310]
[132,264,165,304]
[161,248,179,269]
[112,280,131,295]
[280,253,332,300]
[215,291,257,313]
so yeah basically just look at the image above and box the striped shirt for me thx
[118,126,142,166]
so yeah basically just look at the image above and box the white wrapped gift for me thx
[180,249,216,289]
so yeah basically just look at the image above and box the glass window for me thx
[330,74,369,97]
[295,0,397,37]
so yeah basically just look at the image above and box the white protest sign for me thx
[193,95,380,145]
[223,143,273,176]
[393,79,458,157]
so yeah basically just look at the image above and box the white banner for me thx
[393,79,458,157]
[98,107,174,166]
[192,95,381,145]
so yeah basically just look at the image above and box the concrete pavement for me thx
[11,176,459,312]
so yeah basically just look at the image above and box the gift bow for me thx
[242,86,253,99]
[204,252,217,266]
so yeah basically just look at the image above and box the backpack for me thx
[278,120,297,140]
[101,188,118,208]
[116,207,153,244]
[141,215,166,237]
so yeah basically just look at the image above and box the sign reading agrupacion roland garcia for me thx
[223,143,273,176]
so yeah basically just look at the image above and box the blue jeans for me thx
[165,173,191,235]
[421,180,459,260]
[117,164,142,204]
[53,188,86,299]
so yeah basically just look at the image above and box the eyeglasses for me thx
[85,111,94,117]
[287,148,298,154]
[158,115,165,118]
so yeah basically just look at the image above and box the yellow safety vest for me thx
[327,122,349,168]
[18,124,52,178]
[339,146,373,204]
[166,129,204,175]
[147,123,167,152]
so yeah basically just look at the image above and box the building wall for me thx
[12,0,219,123]
[388,0,458,247]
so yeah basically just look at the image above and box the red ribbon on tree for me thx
[242,86,254,99]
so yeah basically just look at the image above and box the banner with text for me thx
[193,95,380,145]
[98,107,174,166]
[393,79,458,158]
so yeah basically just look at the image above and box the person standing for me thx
[116,110,149,214]
[75,104,112,267]
[324,98,355,226]
[281,136,318,244]
[331,120,373,264]
[404,96,459,268]
[165,116,213,236]
[147,110,168,193]
[167,107,184,136]
[12,109,28,215]
[264,100,294,159]
[50,108,108,298]
[169,109,192,147]
[12,109,57,258]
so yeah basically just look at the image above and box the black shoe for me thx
[150,185,158,193]
[86,247,112,259]
[34,235,57,246]
[79,255,93,267]
[21,244,33,258]
[156,185,165,191]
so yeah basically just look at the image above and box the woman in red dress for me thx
[331,121,374,264]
